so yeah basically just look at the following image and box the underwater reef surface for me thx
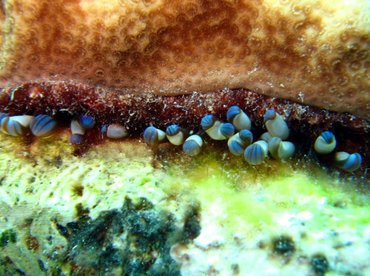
[0,0,369,118]
[0,0,369,274]
[0,131,369,275]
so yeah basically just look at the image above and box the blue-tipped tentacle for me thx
[226,106,241,121]
[239,129,253,144]
[183,135,203,156]
[314,131,336,154]
[220,123,235,138]
[202,114,235,140]
[79,115,95,129]
[263,109,276,122]
[143,126,166,146]
[70,134,84,145]
[2,115,34,136]
[244,140,268,165]
[0,113,8,134]
[166,124,180,136]
[321,131,335,143]
[1,117,23,136]
[268,137,295,160]
[228,130,253,156]
[228,139,244,156]
[166,124,186,145]
[227,106,251,130]
[106,124,128,139]
[0,112,8,122]
[200,114,216,131]
[263,109,290,140]
[335,152,362,172]
[30,114,56,137]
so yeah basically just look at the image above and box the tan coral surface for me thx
[0,0,369,118]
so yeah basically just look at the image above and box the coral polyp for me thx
[30,115,56,137]
[244,141,269,165]
[227,130,253,156]
[144,126,166,146]
[0,82,367,173]
[314,131,337,155]
[183,135,204,156]
[0,115,33,136]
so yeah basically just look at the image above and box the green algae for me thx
[0,132,369,274]
[0,229,17,248]
[161,149,370,236]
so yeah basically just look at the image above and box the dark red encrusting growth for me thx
[0,81,369,167]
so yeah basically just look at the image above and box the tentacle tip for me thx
[201,114,215,131]
[143,126,165,146]
[314,131,336,154]
[226,106,241,121]
[183,135,203,156]
[228,140,244,156]
[263,109,276,122]
[220,123,235,138]
[166,124,180,136]
[244,141,268,165]
[335,152,362,172]
[30,114,57,137]
[79,115,95,129]
[70,134,84,145]
[239,129,253,143]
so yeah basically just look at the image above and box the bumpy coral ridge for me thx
[0,0,369,118]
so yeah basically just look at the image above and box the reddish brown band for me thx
[0,81,369,167]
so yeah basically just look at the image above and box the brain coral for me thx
[0,0,369,118]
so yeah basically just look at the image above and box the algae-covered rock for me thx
[0,132,369,275]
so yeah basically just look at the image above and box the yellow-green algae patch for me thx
[161,150,369,233]
[0,132,369,274]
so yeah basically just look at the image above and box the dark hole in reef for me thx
[53,110,74,127]
[231,263,240,274]
[37,259,47,272]
[72,184,84,197]
[50,197,201,275]
[22,217,33,227]
[182,203,201,242]
[75,203,90,218]
[0,176,5,186]
[272,235,295,257]
[54,156,63,168]
[15,268,26,276]
[55,222,69,238]
[310,253,329,275]
[25,235,39,252]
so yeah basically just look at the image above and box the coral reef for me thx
[0,0,369,117]
[0,83,368,169]
[0,132,369,274]
[0,0,369,274]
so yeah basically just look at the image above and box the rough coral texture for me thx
[0,131,369,274]
[0,0,369,118]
